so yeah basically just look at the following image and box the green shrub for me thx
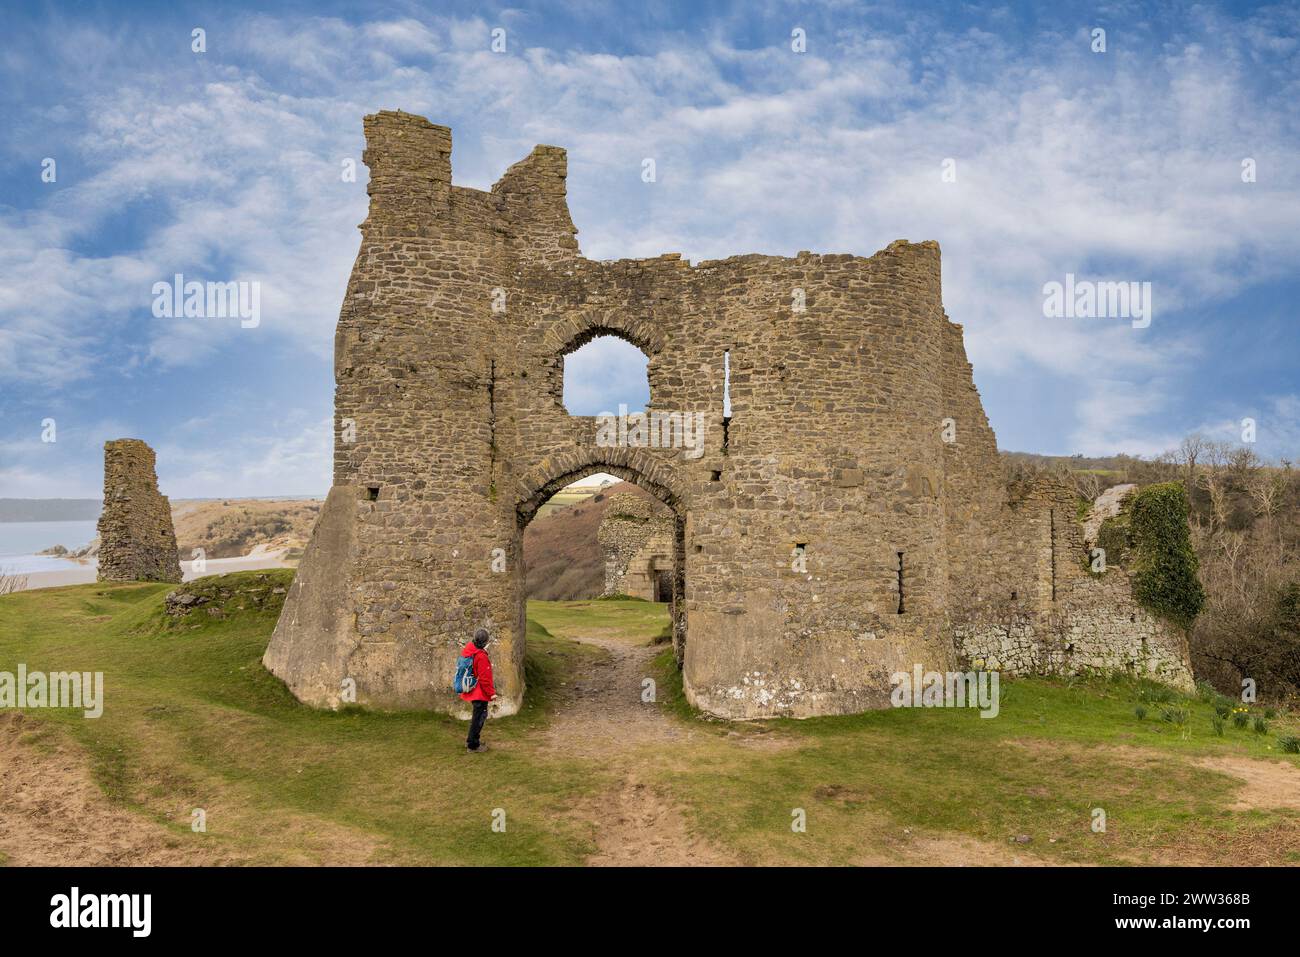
[1232,711,1250,729]
[1253,716,1269,735]
[1213,700,1232,719]
[1161,707,1187,725]
[1212,717,1225,736]
[1279,736,1300,754]
[1138,684,1175,704]
[1127,483,1205,629]
[1135,705,1147,720]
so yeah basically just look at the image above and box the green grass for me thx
[526,597,670,645]
[0,572,613,865]
[2,574,1298,866]
[650,671,1300,865]
[533,487,600,518]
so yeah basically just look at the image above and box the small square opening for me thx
[366,485,380,501]
[711,470,722,482]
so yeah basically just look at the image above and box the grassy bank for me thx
[2,574,1298,865]
[648,655,1300,864]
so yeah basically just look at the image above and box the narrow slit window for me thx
[723,349,732,417]
[1049,508,1057,602]
[722,349,732,454]
[896,551,905,614]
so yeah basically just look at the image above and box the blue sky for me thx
[1,0,1297,498]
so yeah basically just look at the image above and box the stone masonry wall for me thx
[598,491,675,599]
[96,438,182,583]
[264,110,1196,720]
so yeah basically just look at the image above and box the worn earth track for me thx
[529,631,1053,866]
[535,633,738,865]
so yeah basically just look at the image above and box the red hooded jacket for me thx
[458,641,495,703]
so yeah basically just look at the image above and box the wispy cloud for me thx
[0,1,1296,497]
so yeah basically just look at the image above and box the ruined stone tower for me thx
[264,111,1192,720]
[96,438,182,583]
[598,490,675,601]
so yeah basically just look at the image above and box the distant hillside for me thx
[171,499,323,560]
[19,498,324,563]
[0,499,101,522]
[523,482,669,600]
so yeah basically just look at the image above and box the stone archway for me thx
[514,457,689,669]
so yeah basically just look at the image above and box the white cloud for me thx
[2,6,1297,497]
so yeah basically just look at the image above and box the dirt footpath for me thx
[537,633,737,865]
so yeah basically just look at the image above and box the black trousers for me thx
[467,700,489,749]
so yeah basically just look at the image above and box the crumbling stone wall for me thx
[96,439,182,583]
[264,110,1195,720]
[598,491,675,599]
[953,479,1192,689]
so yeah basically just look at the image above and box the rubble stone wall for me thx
[598,492,675,600]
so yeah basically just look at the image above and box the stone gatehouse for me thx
[263,110,1193,720]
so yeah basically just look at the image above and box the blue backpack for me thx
[453,653,478,694]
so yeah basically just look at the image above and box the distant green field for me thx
[2,573,1298,866]
[534,486,602,518]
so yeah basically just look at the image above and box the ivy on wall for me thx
[1127,482,1205,629]
[1094,513,1132,568]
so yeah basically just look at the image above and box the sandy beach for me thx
[15,549,296,592]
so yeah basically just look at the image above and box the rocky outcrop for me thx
[164,572,290,622]
[1083,483,1137,545]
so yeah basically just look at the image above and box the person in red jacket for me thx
[460,628,497,753]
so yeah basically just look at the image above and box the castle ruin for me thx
[96,438,182,583]
[598,490,676,601]
[264,111,1193,720]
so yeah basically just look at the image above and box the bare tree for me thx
[1249,470,1285,520]
[1175,433,1208,490]
[1195,440,1234,533]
